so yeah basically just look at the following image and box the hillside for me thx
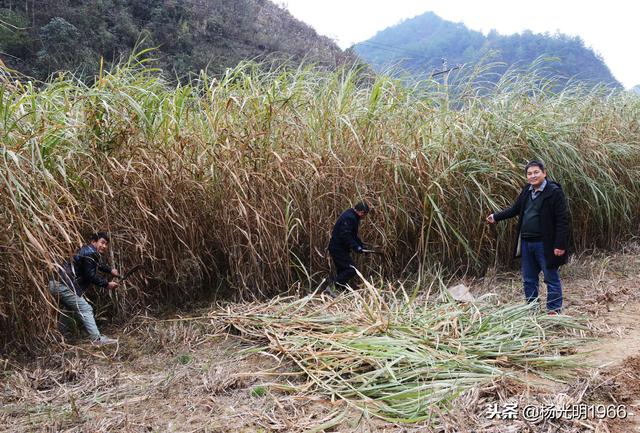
[354,12,621,88]
[0,0,355,80]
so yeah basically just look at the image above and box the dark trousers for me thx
[329,248,357,287]
[521,239,563,312]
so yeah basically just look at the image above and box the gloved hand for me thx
[356,246,364,254]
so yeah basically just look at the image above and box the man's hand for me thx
[486,214,495,224]
[356,246,363,254]
[553,249,565,256]
[111,268,119,277]
[107,281,119,290]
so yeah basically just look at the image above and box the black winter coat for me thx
[59,244,113,296]
[328,208,364,254]
[494,181,569,269]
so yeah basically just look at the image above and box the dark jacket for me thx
[328,208,364,254]
[494,181,569,269]
[59,244,112,296]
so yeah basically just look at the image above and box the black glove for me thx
[355,246,364,254]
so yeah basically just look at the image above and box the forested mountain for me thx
[0,0,355,80]
[354,12,621,88]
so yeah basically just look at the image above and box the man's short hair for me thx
[354,201,370,214]
[90,232,110,243]
[525,160,545,174]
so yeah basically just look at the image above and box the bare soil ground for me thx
[2,250,639,433]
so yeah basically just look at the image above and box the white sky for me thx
[279,0,639,88]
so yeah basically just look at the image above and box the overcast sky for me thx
[279,0,639,89]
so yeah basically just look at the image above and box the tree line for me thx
[0,0,356,81]
[354,12,621,89]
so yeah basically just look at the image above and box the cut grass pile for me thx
[210,279,588,422]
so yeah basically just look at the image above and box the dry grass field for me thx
[2,249,639,433]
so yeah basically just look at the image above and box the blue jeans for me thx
[521,240,563,312]
[49,280,101,340]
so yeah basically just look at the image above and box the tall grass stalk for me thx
[1,58,639,351]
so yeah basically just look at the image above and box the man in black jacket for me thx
[486,161,569,313]
[324,201,370,297]
[49,232,120,344]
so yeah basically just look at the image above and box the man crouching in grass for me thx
[49,232,120,345]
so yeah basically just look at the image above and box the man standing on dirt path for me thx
[49,232,120,345]
[486,160,569,314]
[323,201,370,298]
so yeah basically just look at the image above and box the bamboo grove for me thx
[1,57,639,351]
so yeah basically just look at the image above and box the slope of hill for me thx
[354,12,621,88]
[0,0,354,80]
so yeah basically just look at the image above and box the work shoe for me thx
[322,285,338,299]
[91,335,118,345]
[318,277,332,291]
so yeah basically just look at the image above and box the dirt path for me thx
[568,253,640,433]
[579,303,640,433]
[582,302,640,367]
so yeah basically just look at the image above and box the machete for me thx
[114,264,144,281]
[362,249,384,256]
